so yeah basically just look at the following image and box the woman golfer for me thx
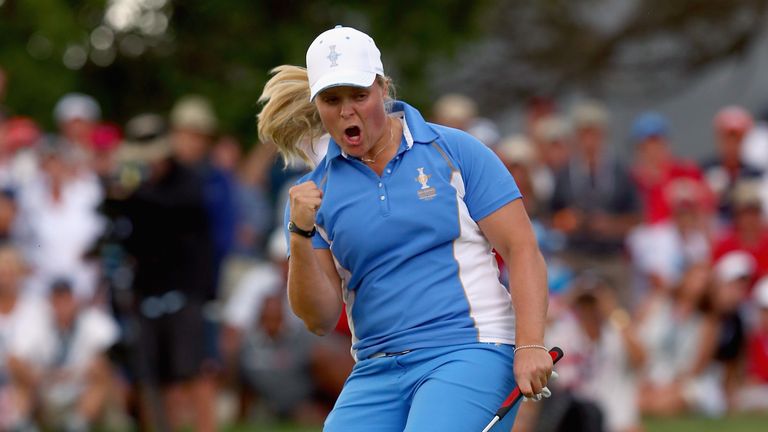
[258,25,552,431]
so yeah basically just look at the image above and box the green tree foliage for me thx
[4,0,766,140]
[0,0,489,140]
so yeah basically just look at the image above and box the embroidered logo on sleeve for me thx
[415,167,437,200]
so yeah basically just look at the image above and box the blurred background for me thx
[1,0,768,431]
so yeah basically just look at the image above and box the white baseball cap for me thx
[306,25,384,101]
[754,275,768,308]
[497,134,535,166]
[714,251,756,283]
[53,92,101,124]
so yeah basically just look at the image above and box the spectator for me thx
[523,96,557,138]
[0,245,56,431]
[495,134,569,291]
[550,100,641,292]
[53,93,101,168]
[742,104,768,172]
[710,251,754,411]
[238,292,328,425]
[432,93,501,147]
[210,135,242,176]
[0,116,42,190]
[496,135,539,216]
[211,135,268,316]
[530,114,571,206]
[712,179,768,289]
[221,229,295,373]
[628,111,706,224]
[702,106,761,225]
[626,178,712,304]
[736,275,768,411]
[116,121,216,432]
[89,123,122,180]
[169,95,237,297]
[111,114,167,197]
[39,279,121,432]
[13,140,104,300]
[230,141,273,259]
[636,264,724,417]
[98,113,168,428]
[221,230,353,425]
[543,274,645,432]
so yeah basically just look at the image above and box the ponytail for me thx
[257,65,323,166]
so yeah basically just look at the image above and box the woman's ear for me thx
[377,77,389,97]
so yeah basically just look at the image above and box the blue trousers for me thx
[324,343,519,432]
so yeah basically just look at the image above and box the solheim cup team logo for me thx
[415,167,437,200]
[327,45,341,67]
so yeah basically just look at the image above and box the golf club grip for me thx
[494,347,564,419]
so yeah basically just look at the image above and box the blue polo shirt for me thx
[287,101,521,361]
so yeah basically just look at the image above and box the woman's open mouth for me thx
[344,126,362,145]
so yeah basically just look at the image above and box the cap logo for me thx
[327,45,341,67]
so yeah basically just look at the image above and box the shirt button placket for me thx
[378,180,390,214]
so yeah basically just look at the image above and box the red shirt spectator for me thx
[633,160,706,224]
[629,112,707,224]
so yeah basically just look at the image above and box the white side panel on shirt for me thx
[450,171,516,345]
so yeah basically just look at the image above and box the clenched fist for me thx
[289,181,323,231]
[514,348,554,399]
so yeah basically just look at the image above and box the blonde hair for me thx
[257,65,322,166]
[257,65,395,167]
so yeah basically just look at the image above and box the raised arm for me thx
[287,181,343,335]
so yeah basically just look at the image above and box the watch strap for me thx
[288,221,316,238]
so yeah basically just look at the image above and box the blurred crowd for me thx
[441,95,768,432]
[1,60,768,432]
[0,65,353,432]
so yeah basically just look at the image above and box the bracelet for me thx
[514,344,548,355]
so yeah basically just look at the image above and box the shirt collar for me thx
[324,101,439,161]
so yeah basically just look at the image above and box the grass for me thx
[224,426,319,432]
[220,414,768,432]
[643,413,768,432]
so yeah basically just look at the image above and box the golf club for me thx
[480,346,565,432]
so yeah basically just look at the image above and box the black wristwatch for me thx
[288,221,316,238]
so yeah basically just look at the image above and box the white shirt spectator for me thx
[548,312,639,432]
[627,221,710,294]
[13,173,104,300]
[0,293,56,367]
[0,294,56,428]
[638,297,726,416]
[40,307,119,414]
[50,307,119,373]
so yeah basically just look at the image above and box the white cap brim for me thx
[309,69,377,101]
